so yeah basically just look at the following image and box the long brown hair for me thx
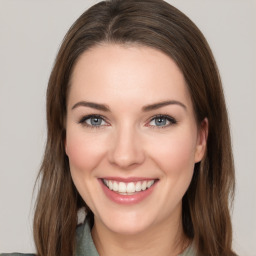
[33,0,236,255]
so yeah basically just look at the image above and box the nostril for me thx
[107,129,145,168]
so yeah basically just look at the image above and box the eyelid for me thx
[146,114,177,128]
[78,114,109,128]
[78,114,177,129]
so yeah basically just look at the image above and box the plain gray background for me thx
[0,0,255,255]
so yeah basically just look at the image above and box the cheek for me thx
[65,129,106,174]
[65,129,108,213]
[149,130,197,176]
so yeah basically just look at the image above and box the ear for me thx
[194,118,208,163]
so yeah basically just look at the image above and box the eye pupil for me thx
[155,117,166,126]
[91,117,102,126]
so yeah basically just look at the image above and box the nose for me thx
[108,125,145,169]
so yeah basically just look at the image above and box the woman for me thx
[1,0,236,255]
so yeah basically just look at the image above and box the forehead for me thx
[68,44,193,112]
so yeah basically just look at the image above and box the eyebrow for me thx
[71,100,186,112]
[72,101,110,111]
[142,100,186,111]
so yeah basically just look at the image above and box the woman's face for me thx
[65,44,207,235]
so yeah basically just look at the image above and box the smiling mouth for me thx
[102,179,157,195]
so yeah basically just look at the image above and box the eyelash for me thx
[78,114,108,129]
[78,114,177,129]
[147,114,177,128]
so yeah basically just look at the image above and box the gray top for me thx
[75,220,99,256]
[1,220,196,256]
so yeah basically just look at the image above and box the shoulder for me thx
[75,219,99,256]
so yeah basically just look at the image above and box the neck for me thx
[91,213,189,256]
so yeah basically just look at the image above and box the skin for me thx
[65,44,208,256]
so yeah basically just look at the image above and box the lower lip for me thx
[99,179,157,205]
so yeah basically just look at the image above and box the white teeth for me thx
[135,182,142,191]
[141,181,147,190]
[113,181,118,191]
[119,182,126,193]
[103,179,156,194]
[109,180,113,190]
[126,182,136,193]
[147,180,154,188]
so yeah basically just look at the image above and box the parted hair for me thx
[33,0,236,255]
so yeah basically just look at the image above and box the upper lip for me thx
[100,177,158,182]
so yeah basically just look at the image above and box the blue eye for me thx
[79,115,107,127]
[149,115,176,127]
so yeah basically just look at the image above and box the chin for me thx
[95,209,155,235]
